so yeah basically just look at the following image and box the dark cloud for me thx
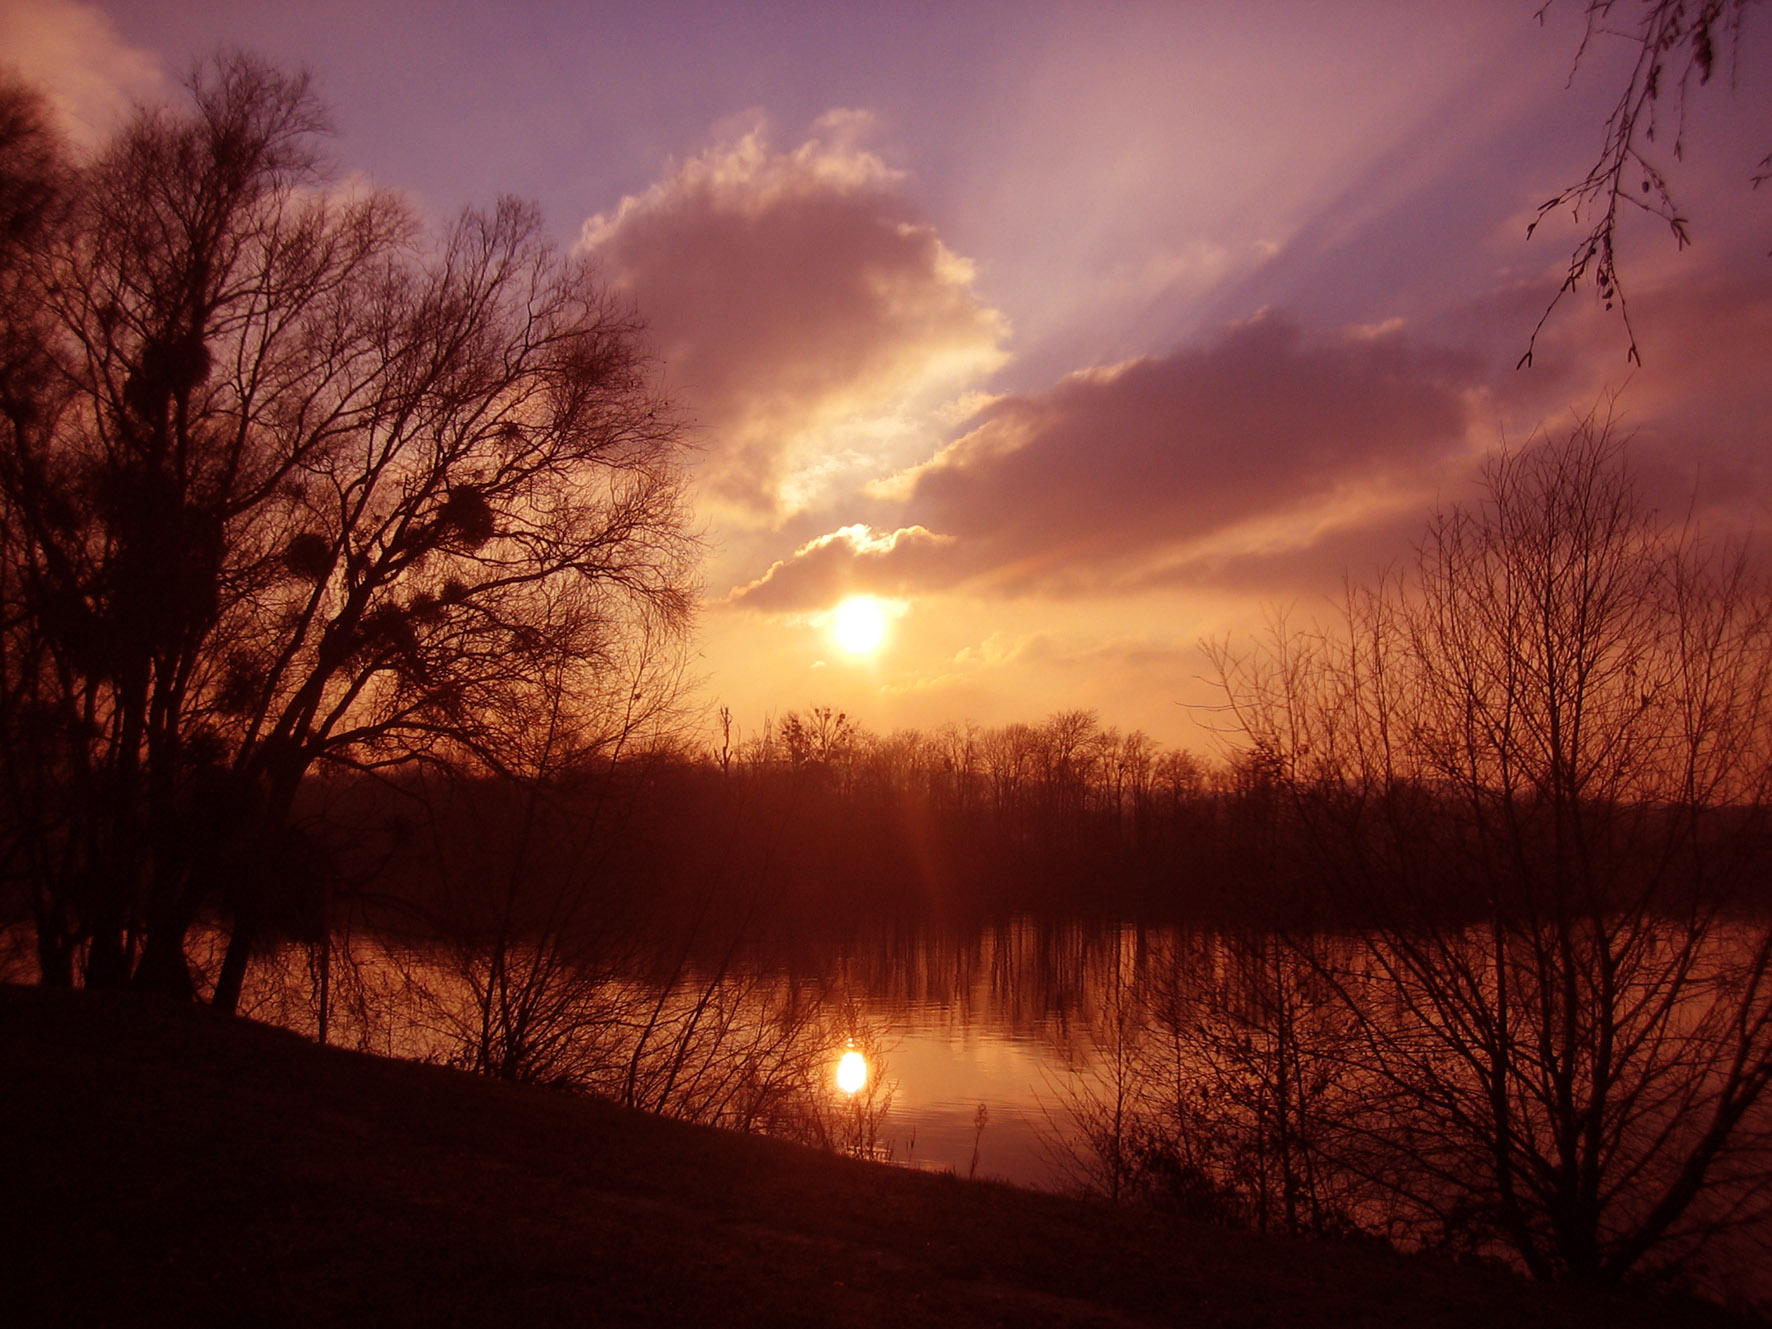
[1447,259,1772,531]
[740,313,1483,609]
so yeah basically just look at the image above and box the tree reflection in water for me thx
[228,910,1772,1302]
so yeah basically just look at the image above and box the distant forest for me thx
[284,685,1772,975]
[300,705,1238,952]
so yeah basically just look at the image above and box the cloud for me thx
[739,313,1484,609]
[728,523,955,611]
[581,112,1008,523]
[0,0,163,147]
[905,311,1479,582]
[1441,253,1772,536]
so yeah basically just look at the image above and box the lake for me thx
[18,905,1769,1299]
[236,914,1134,1189]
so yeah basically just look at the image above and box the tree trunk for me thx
[210,890,257,1016]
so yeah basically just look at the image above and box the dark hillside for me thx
[0,985,1744,1327]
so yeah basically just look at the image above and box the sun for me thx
[831,595,888,655]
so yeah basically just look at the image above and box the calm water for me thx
[820,919,1138,1187]
[25,903,1772,1302]
[230,915,1136,1189]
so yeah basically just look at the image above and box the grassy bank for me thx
[0,984,1745,1327]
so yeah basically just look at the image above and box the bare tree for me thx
[1040,931,1153,1204]
[1525,0,1766,365]
[0,78,72,976]
[0,55,697,1005]
[1151,930,1369,1237]
[1214,412,1772,1286]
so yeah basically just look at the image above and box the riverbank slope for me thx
[0,984,1744,1327]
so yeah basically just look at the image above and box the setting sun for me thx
[831,596,888,655]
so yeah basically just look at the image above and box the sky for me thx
[5,0,1770,752]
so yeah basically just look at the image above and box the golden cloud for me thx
[581,114,1008,523]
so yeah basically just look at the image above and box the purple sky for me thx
[8,0,1770,749]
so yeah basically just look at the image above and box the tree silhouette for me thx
[1525,0,1766,365]
[0,55,697,1005]
[1214,412,1772,1283]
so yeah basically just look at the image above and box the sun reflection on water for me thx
[836,1048,868,1095]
